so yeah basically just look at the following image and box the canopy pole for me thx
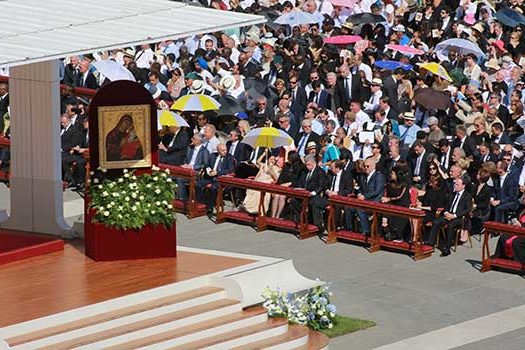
[1,60,72,236]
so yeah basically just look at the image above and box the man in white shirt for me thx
[134,44,154,69]
[363,78,383,114]
[350,101,371,131]
[202,124,220,154]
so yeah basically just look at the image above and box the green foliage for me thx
[89,167,177,230]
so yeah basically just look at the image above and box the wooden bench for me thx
[482,221,525,273]
[215,176,319,239]
[158,163,207,219]
[326,195,433,260]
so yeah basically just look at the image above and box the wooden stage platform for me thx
[0,242,254,327]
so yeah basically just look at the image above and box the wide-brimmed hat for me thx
[403,111,415,120]
[306,141,317,150]
[371,78,383,87]
[190,80,205,94]
[219,75,236,91]
[393,24,405,32]
[471,22,485,33]
[492,40,507,53]
[427,116,439,126]
[123,48,135,58]
[484,58,501,70]
[341,22,354,30]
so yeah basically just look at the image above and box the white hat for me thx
[371,78,383,86]
[190,80,205,94]
[403,111,415,120]
[123,48,135,58]
[427,116,439,125]
[393,24,405,32]
[220,75,236,91]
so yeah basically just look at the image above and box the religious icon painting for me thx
[98,104,152,169]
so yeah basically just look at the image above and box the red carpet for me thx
[0,230,64,265]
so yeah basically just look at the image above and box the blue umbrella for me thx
[374,60,413,71]
[495,8,525,27]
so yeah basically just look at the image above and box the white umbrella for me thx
[434,38,486,61]
[274,11,318,27]
[92,60,136,82]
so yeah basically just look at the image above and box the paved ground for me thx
[2,188,525,349]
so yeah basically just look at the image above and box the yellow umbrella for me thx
[241,127,294,148]
[157,110,189,128]
[170,94,221,112]
[418,62,453,82]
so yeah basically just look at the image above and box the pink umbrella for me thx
[324,35,363,45]
[329,0,357,7]
[386,44,425,55]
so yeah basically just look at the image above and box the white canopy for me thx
[0,0,265,68]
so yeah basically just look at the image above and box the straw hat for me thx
[471,22,485,33]
[403,112,415,120]
[371,78,383,87]
[220,75,236,91]
[484,58,501,70]
[306,141,317,150]
[190,80,205,94]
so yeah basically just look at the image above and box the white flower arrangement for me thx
[89,168,177,230]
[262,284,337,330]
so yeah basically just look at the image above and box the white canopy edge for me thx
[0,0,265,68]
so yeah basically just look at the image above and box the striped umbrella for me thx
[241,127,293,148]
[157,110,189,129]
[417,62,452,82]
[170,94,221,112]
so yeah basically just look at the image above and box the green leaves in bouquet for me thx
[89,168,177,230]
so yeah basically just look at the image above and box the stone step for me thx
[15,299,240,350]
[86,305,268,350]
[230,323,309,350]
[7,286,224,347]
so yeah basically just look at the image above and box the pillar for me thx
[1,60,71,236]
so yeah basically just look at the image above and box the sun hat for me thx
[190,80,205,94]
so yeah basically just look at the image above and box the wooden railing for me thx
[215,175,319,239]
[326,195,432,260]
[482,221,525,273]
[158,163,207,219]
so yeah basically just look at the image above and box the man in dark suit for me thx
[438,139,453,172]
[428,175,473,256]
[491,122,512,145]
[196,143,236,212]
[289,76,307,120]
[226,129,251,164]
[251,96,275,124]
[159,126,189,166]
[308,80,331,109]
[410,140,428,187]
[346,157,386,235]
[491,160,519,222]
[297,155,327,233]
[295,119,320,158]
[276,114,299,140]
[69,118,90,189]
[382,68,404,112]
[77,60,98,90]
[334,64,362,114]
[473,142,497,171]
[452,124,477,158]
[178,133,210,201]
[60,114,84,188]
[61,56,80,87]
[313,160,353,233]
[489,94,510,128]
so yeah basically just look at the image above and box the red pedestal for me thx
[84,211,176,261]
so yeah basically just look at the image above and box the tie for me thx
[449,193,460,213]
[359,146,365,159]
[345,78,351,99]
[331,175,337,191]
[306,170,313,185]
[414,155,422,176]
[298,134,308,155]
[314,92,319,105]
